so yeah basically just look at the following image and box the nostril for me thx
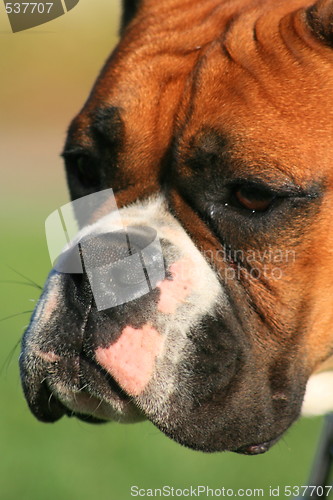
[54,225,165,311]
[80,231,131,268]
[126,225,158,253]
[56,225,162,273]
[80,225,159,268]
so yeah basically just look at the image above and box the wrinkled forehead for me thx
[176,51,333,184]
[171,2,333,177]
[173,125,327,196]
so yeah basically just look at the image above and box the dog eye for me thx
[232,185,276,213]
[76,156,97,187]
[69,154,100,190]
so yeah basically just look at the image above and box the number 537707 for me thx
[5,3,54,14]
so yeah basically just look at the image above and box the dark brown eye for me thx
[73,155,100,190]
[234,186,275,212]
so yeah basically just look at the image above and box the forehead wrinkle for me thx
[177,128,324,194]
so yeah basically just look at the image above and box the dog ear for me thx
[121,0,141,34]
[306,0,333,46]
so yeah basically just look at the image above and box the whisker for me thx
[78,383,89,393]
[92,398,103,415]
[0,280,42,290]
[0,337,22,376]
[6,266,43,290]
[0,310,33,323]
[48,392,54,411]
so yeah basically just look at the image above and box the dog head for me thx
[20,0,333,454]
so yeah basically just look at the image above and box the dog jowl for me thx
[20,0,333,454]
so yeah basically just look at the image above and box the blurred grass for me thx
[0,0,325,499]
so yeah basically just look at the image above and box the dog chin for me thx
[45,388,283,455]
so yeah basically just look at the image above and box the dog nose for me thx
[82,225,157,267]
[56,225,166,310]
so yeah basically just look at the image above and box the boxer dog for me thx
[20,0,333,455]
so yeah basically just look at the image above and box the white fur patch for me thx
[301,371,333,416]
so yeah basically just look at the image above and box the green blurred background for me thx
[0,1,325,499]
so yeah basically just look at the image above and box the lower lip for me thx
[235,440,275,455]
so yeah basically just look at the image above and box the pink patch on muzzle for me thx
[95,324,164,396]
[157,258,194,314]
